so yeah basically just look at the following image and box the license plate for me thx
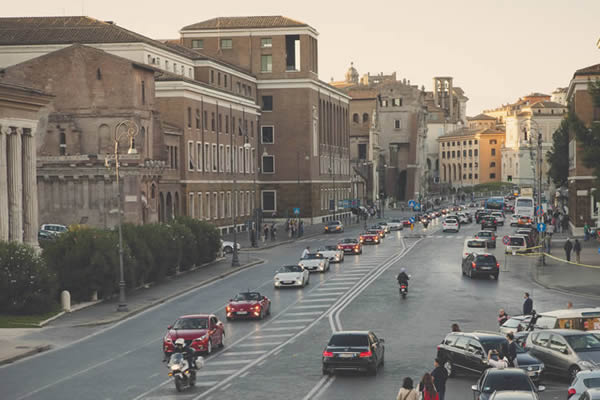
[366,239,372,241]
[237,311,247,315]
[338,353,355,358]
[481,266,492,270]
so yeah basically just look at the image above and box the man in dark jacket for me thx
[506,332,518,367]
[432,358,448,400]
[564,238,573,262]
[523,292,533,315]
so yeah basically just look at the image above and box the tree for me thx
[575,79,600,190]
[546,118,570,187]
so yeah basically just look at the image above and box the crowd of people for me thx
[396,358,448,400]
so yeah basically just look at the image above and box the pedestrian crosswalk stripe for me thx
[273,318,315,323]
[301,298,336,302]
[237,342,282,347]
[262,325,306,331]
[293,304,332,309]
[196,370,238,376]
[209,359,253,366]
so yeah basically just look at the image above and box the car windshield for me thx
[476,255,497,264]
[480,338,506,353]
[328,221,340,226]
[324,246,338,250]
[172,317,208,330]
[367,230,379,234]
[510,237,525,246]
[391,219,401,223]
[478,232,492,238]
[482,373,533,393]
[328,334,369,347]
[565,334,600,352]
[303,253,323,259]
[233,292,261,301]
[445,219,457,223]
[467,241,486,248]
[341,239,357,244]
[169,353,184,364]
[279,265,303,273]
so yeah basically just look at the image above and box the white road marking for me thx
[293,305,332,309]
[317,288,349,291]
[250,334,293,339]
[299,298,336,303]
[314,375,337,399]
[240,372,249,378]
[222,351,266,356]
[237,342,282,347]
[285,311,323,316]
[196,370,238,376]
[307,292,344,296]
[208,359,253,366]
[301,376,335,400]
[262,325,306,331]
[273,318,315,323]
[220,383,232,392]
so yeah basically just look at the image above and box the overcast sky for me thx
[4,0,600,114]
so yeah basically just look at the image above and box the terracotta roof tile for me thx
[574,63,600,76]
[468,113,496,121]
[529,101,567,109]
[181,16,309,31]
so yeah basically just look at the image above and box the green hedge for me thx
[0,242,58,314]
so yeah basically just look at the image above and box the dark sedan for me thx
[472,368,544,400]
[322,331,384,376]
[481,216,498,231]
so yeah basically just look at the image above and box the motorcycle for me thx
[167,352,204,392]
[399,283,408,298]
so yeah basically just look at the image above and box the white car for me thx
[462,238,487,260]
[221,240,241,254]
[491,211,505,226]
[40,223,68,237]
[317,245,344,263]
[387,219,404,231]
[442,217,460,233]
[298,253,330,272]
[505,235,528,254]
[499,315,532,335]
[456,213,469,224]
[569,370,600,399]
[510,214,521,227]
[274,265,309,288]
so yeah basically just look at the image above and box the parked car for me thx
[499,315,532,335]
[481,216,498,231]
[462,253,500,280]
[475,230,497,249]
[462,238,488,260]
[225,292,271,320]
[471,368,544,400]
[337,238,362,254]
[387,219,403,231]
[437,331,544,382]
[298,252,330,273]
[39,223,68,237]
[221,240,241,254]
[322,331,385,376]
[443,217,460,233]
[324,220,344,233]
[317,245,344,263]
[534,308,600,331]
[274,265,310,288]
[568,370,600,399]
[163,314,225,357]
[525,329,600,380]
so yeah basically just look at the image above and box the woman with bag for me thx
[396,377,419,400]
[420,373,439,400]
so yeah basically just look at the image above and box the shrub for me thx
[176,217,221,264]
[0,241,58,315]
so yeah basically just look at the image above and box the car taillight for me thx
[359,350,372,358]
[323,351,333,357]
[496,262,500,269]
[568,388,576,396]
[471,262,476,269]
[226,306,231,312]
[354,245,359,249]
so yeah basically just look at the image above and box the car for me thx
[481,216,498,231]
[476,209,491,223]
[518,216,533,228]
[472,368,544,400]
[462,253,499,279]
[457,213,470,224]
[525,329,600,381]
[577,388,600,400]
[491,212,505,226]
[568,370,600,399]
[322,331,385,376]
[387,219,403,231]
[511,214,522,227]
[317,245,345,263]
[225,292,271,320]
[163,314,225,357]
[489,390,539,400]
[39,223,68,237]
[516,228,536,248]
[443,217,460,233]
[499,316,532,335]
[462,238,488,260]
[475,230,497,248]
[369,225,386,238]
[274,265,310,288]
[505,235,528,254]
[324,220,344,233]
[360,231,380,244]
[38,230,56,242]
[299,252,330,272]
[437,331,544,382]
[376,222,391,233]
[402,219,412,227]
[221,240,241,254]
[337,238,362,254]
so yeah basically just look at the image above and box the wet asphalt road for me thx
[0,208,596,400]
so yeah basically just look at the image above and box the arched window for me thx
[96,68,102,80]
[352,113,359,123]
[362,113,369,123]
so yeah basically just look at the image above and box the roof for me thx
[154,70,255,102]
[0,81,50,96]
[574,63,600,77]
[539,307,600,319]
[529,101,567,109]
[468,113,497,121]
[181,16,309,31]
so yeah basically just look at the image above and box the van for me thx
[535,308,600,331]
[505,235,528,254]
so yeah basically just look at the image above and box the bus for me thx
[515,196,534,218]
[485,196,505,210]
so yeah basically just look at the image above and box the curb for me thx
[39,311,66,327]
[0,344,52,366]
[529,262,600,301]
[71,259,265,328]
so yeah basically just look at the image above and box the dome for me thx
[345,62,359,84]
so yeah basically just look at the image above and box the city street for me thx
[0,209,597,400]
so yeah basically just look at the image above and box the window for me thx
[220,39,232,49]
[490,162,496,167]
[196,142,202,171]
[474,140,478,144]
[197,192,202,219]
[358,143,367,160]
[442,152,445,159]
[469,173,473,179]
[381,100,388,107]
[442,143,445,147]
[236,82,241,93]
[204,143,210,171]
[393,98,402,107]
[189,193,195,218]
[362,113,369,123]
[261,126,274,144]
[187,107,192,128]
[452,151,455,158]
[353,113,359,123]
[219,192,225,218]
[469,163,472,168]
[463,141,466,145]
[205,193,210,219]
[224,75,228,88]
[474,173,478,179]
[490,139,497,144]
[262,155,275,173]
[96,68,102,80]
[262,96,273,111]
[192,39,203,49]
[212,144,217,172]
[392,119,401,129]
[219,144,224,172]
[468,149,472,156]
[261,38,272,48]
[463,174,467,179]
[195,109,200,129]
[217,72,221,86]
[210,70,214,83]
[188,141,194,171]
[490,173,496,179]
[250,121,254,138]
[251,149,255,173]
[549,335,568,354]
[211,112,215,131]
[238,147,243,173]
[261,55,272,72]
[463,163,467,168]
[262,191,276,212]
[474,149,478,156]
[59,131,66,155]
[203,111,207,129]
[218,114,222,132]
[213,192,218,219]
[285,34,300,71]
[141,81,145,105]
[225,116,229,134]
[469,140,472,145]
[226,192,231,218]
[226,145,231,172]
[491,148,496,156]
[463,150,466,157]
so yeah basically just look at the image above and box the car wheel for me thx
[322,366,330,376]
[444,360,455,377]
[219,333,225,348]
[367,363,377,376]
[223,246,233,254]
[207,339,213,354]
[569,365,580,381]
[493,274,499,280]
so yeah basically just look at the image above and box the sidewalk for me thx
[0,255,263,365]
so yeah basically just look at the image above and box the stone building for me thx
[0,82,52,245]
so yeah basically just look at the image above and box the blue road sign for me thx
[408,200,416,207]
[537,222,546,233]
[409,217,415,223]
[536,206,543,216]
[293,207,300,215]
[413,205,421,211]
[598,247,600,255]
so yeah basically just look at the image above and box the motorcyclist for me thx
[397,268,410,288]
[173,338,197,370]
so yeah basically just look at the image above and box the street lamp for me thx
[105,120,139,312]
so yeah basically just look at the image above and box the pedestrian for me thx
[506,333,518,367]
[270,223,276,241]
[451,323,461,332]
[263,224,268,242]
[567,301,573,309]
[584,223,590,241]
[574,239,581,264]
[523,292,533,315]
[419,373,439,400]
[299,220,304,237]
[564,238,573,262]
[301,246,310,259]
[396,377,419,400]
[544,235,552,254]
[487,348,509,368]
[498,308,509,326]
[250,228,257,248]
[431,358,448,400]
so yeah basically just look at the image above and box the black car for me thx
[322,331,385,376]
[437,332,544,382]
[481,216,498,231]
[472,368,544,400]
[476,209,491,223]
[462,253,499,279]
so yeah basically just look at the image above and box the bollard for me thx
[91,290,98,302]
[61,290,71,312]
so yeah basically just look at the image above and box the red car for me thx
[360,231,380,244]
[402,220,412,227]
[369,226,386,238]
[226,291,271,320]
[163,314,225,357]
[337,238,363,255]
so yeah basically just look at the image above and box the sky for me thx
[4,0,600,114]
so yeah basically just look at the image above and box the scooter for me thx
[399,283,408,299]
[167,353,204,392]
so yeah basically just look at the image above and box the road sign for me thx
[503,235,510,245]
[537,223,546,233]
[413,205,421,211]
[293,207,300,215]
[409,217,415,223]
[536,206,543,216]
[408,200,416,207]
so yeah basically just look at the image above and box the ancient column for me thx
[7,127,23,242]
[22,128,39,247]
[0,126,9,241]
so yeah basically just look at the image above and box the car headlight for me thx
[171,364,180,370]
[296,280,302,284]
[274,276,280,280]
[193,334,208,342]
[164,336,172,343]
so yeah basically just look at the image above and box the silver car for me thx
[578,388,600,400]
[525,329,600,381]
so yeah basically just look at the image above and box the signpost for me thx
[408,200,416,208]
[293,207,300,216]
[502,235,510,245]
[537,222,546,233]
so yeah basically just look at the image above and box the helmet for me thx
[174,338,185,347]
[400,268,406,273]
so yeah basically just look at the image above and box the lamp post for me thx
[522,119,544,264]
[105,120,139,312]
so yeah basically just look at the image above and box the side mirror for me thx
[471,385,479,392]
[537,385,546,392]
[167,325,173,330]
[561,348,569,355]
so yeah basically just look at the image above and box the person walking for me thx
[451,323,461,332]
[506,333,518,367]
[431,358,448,400]
[498,309,509,326]
[564,238,573,262]
[419,373,439,400]
[396,377,419,400]
[584,223,590,241]
[523,292,533,315]
[270,223,276,241]
[574,239,582,264]
[263,224,269,242]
